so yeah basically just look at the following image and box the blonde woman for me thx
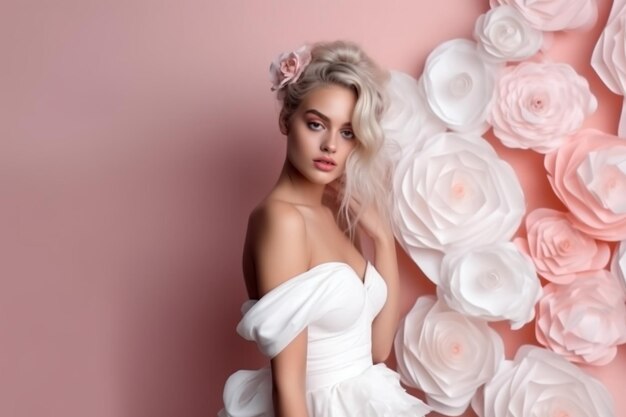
[219,41,429,417]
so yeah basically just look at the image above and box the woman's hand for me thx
[350,197,394,245]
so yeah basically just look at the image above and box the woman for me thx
[219,40,430,417]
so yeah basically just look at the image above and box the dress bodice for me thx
[236,262,387,390]
[219,263,430,417]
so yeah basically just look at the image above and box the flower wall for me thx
[385,1,626,416]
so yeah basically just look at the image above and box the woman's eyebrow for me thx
[304,109,352,126]
[304,109,330,122]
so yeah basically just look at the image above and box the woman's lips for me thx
[313,158,336,172]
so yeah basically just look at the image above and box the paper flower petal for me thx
[474,5,543,62]
[395,296,504,416]
[422,39,498,133]
[489,0,598,32]
[545,129,626,241]
[473,346,615,417]
[381,70,446,160]
[490,62,597,153]
[610,239,626,295]
[393,132,525,283]
[536,270,626,365]
[515,208,610,283]
[437,242,541,330]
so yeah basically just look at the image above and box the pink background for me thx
[1,1,624,416]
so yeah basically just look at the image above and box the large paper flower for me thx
[437,242,541,330]
[381,71,445,160]
[422,39,498,133]
[515,208,610,284]
[592,1,626,135]
[490,62,597,153]
[536,270,626,366]
[393,132,525,282]
[473,346,615,417]
[489,0,598,32]
[610,240,626,294]
[474,5,543,62]
[545,129,626,241]
[395,296,504,416]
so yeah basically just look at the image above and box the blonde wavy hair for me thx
[276,40,391,237]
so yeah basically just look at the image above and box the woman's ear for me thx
[279,111,289,135]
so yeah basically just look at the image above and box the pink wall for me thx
[1,1,623,416]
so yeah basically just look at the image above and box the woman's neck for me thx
[273,161,326,206]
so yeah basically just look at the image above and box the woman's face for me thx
[282,84,358,186]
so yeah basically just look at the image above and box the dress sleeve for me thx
[236,263,357,358]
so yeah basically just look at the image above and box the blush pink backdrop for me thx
[1,1,623,416]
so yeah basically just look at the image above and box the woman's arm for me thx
[249,201,311,417]
[353,204,400,363]
[369,235,399,363]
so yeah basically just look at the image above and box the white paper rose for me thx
[489,0,598,32]
[610,240,626,294]
[490,62,597,153]
[422,39,498,133]
[381,71,446,160]
[592,1,626,135]
[395,296,504,416]
[392,132,525,282]
[536,270,626,366]
[515,208,611,284]
[474,5,543,62]
[437,242,541,330]
[473,346,615,417]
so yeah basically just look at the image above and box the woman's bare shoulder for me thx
[244,198,310,298]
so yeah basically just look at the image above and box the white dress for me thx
[218,262,430,417]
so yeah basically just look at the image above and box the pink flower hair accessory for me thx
[269,45,312,91]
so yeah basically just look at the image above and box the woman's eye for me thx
[341,130,355,139]
[308,122,323,130]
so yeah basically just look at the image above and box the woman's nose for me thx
[320,133,337,153]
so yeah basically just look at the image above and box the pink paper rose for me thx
[536,270,626,365]
[490,62,597,153]
[269,45,311,91]
[515,208,610,284]
[545,129,626,241]
[489,0,598,32]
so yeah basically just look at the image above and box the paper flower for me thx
[592,1,626,94]
[380,71,446,160]
[490,62,597,153]
[536,270,626,365]
[545,129,626,241]
[395,296,504,416]
[610,240,626,294]
[392,132,525,282]
[474,5,543,62]
[437,242,541,330]
[489,0,598,32]
[422,39,498,133]
[473,346,615,417]
[269,45,311,91]
[592,1,626,135]
[515,208,610,284]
